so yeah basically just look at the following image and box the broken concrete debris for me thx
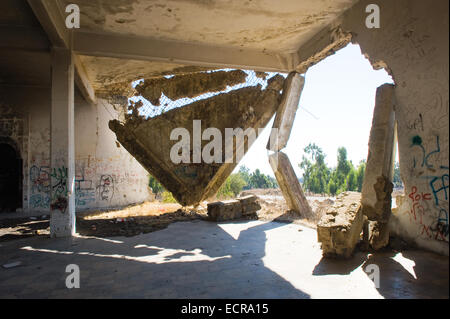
[110,74,285,206]
[207,195,261,221]
[317,192,364,258]
[134,70,248,106]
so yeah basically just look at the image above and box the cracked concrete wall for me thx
[298,0,448,254]
[0,85,151,214]
[110,75,285,206]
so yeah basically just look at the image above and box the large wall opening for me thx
[0,141,22,212]
[233,43,395,221]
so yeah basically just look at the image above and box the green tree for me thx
[392,161,403,188]
[217,173,247,198]
[248,169,277,189]
[238,166,252,190]
[355,160,366,192]
[327,174,338,195]
[299,143,330,194]
[345,164,358,191]
[334,147,353,193]
[149,175,164,194]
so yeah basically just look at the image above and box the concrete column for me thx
[269,151,312,217]
[49,48,76,237]
[267,72,305,152]
[361,83,396,249]
[266,71,311,218]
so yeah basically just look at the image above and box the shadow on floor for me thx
[312,247,449,299]
[312,252,368,276]
[362,250,449,299]
[0,220,311,299]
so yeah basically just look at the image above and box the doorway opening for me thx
[0,142,22,212]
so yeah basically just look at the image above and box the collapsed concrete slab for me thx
[361,84,396,250]
[267,72,305,151]
[317,192,364,258]
[207,195,261,221]
[134,70,247,106]
[268,151,312,218]
[110,75,285,206]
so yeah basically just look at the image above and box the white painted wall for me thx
[0,86,151,214]
[74,95,151,210]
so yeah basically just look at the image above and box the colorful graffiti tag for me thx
[408,132,449,242]
[29,165,51,209]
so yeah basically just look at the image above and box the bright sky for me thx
[235,43,394,178]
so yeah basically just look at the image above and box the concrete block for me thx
[239,195,261,215]
[207,195,261,221]
[268,151,312,218]
[267,72,305,152]
[208,199,242,222]
[317,192,364,259]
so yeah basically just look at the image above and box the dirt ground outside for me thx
[0,188,404,242]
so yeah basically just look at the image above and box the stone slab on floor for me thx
[317,191,364,259]
[0,220,448,299]
[207,195,261,221]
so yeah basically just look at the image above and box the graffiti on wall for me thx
[410,135,443,169]
[50,166,68,213]
[75,162,95,207]
[29,164,51,209]
[97,174,114,201]
[407,130,449,242]
[28,156,146,211]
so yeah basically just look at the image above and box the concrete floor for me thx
[0,220,448,299]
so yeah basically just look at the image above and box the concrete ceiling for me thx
[0,0,358,97]
[63,0,355,53]
[0,0,51,87]
[69,0,356,88]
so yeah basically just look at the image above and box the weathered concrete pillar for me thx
[361,84,396,250]
[269,151,312,217]
[49,48,76,237]
[266,71,311,218]
[267,72,305,151]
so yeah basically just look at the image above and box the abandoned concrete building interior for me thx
[0,0,448,301]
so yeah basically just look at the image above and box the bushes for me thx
[217,173,247,199]
[149,175,176,203]
[161,190,177,203]
[149,175,164,194]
